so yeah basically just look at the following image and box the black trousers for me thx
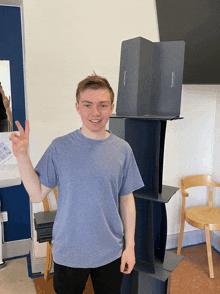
[53,257,124,294]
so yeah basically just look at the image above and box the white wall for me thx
[21,0,220,258]
[212,87,220,237]
[164,85,219,235]
[213,88,220,182]
[22,0,159,165]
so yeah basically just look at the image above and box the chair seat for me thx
[186,206,220,230]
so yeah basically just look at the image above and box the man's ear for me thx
[75,102,80,114]
[110,103,115,114]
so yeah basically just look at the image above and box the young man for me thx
[10,73,144,294]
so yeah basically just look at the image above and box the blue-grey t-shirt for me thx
[35,129,144,268]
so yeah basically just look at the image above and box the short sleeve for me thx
[119,149,144,196]
[35,142,59,189]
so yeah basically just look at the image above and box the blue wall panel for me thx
[0,5,30,241]
[0,5,26,129]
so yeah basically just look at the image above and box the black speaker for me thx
[116,37,185,118]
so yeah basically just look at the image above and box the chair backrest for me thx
[42,187,58,212]
[181,175,220,207]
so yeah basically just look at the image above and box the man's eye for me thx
[100,105,107,108]
[85,104,91,107]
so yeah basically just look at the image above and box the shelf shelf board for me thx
[111,113,183,121]
[134,185,179,203]
[134,252,184,282]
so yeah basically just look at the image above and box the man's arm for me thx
[119,192,136,274]
[10,120,51,203]
[120,192,136,249]
[16,153,51,203]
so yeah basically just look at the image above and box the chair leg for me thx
[205,225,214,279]
[177,213,185,255]
[44,242,53,281]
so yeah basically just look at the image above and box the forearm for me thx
[9,120,48,202]
[16,154,45,203]
[5,107,13,126]
[120,193,136,249]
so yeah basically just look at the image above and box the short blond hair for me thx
[76,72,114,104]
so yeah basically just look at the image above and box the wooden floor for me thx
[33,244,220,294]
[170,244,220,294]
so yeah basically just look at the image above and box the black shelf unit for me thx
[109,115,183,294]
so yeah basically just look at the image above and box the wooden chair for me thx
[177,175,220,278]
[42,187,57,281]
[42,188,94,293]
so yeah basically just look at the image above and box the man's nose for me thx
[91,106,100,115]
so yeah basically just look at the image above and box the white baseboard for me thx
[30,254,54,275]
[2,238,31,259]
[166,230,220,252]
[212,232,220,253]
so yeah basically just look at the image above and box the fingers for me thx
[9,132,19,142]
[15,120,24,135]
[13,120,30,139]
[120,258,126,273]
[25,120,30,139]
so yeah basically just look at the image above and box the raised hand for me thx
[9,120,30,158]
[0,85,9,107]
[2,95,10,109]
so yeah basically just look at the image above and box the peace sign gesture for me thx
[9,120,30,158]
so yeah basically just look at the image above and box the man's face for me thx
[75,88,114,135]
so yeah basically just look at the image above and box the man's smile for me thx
[90,120,101,122]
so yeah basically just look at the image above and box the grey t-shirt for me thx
[35,129,144,268]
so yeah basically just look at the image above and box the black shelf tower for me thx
[109,115,183,294]
[109,36,185,294]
